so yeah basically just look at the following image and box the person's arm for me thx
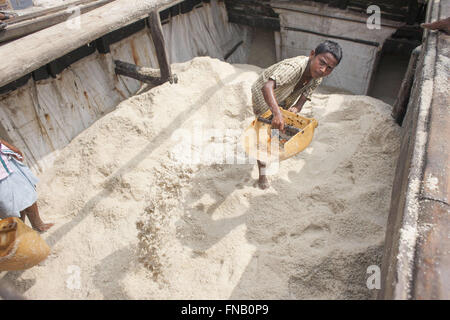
[261,79,285,132]
[288,94,308,114]
[0,139,23,159]
[288,78,322,114]
[421,17,450,35]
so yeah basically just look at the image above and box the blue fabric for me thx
[0,158,38,219]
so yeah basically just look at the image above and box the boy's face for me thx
[308,51,339,79]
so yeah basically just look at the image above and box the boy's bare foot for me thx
[22,203,54,233]
[256,160,270,189]
[32,223,54,233]
[257,175,270,190]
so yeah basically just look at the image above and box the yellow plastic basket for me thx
[242,109,318,162]
[0,217,50,271]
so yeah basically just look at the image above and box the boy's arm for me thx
[288,94,308,114]
[288,77,322,114]
[261,79,285,132]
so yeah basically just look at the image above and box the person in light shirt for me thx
[0,139,53,232]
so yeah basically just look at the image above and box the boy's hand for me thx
[271,113,285,133]
[288,106,301,113]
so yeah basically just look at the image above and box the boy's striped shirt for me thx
[251,56,322,117]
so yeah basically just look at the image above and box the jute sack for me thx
[0,217,50,271]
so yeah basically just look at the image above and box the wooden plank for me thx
[227,11,280,30]
[413,200,450,299]
[378,0,449,300]
[412,21,450,300]
[114,60,165,85]
[0,0,177,88]
[391,45,421,125]
[283,25,379,47]
[6,0,95,25]
[271,3,404,28]
[148,10,172,83]
[0,0,115,43]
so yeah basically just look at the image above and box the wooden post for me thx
[392,45,421,125]
[148,10,173,84]
[407,0,419,25]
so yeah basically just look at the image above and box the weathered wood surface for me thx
[281,0,420,22]
[411,26,449,299]
[148,10,172,84]
[379,0,450,300]
[114,60,178,85]
[271,2,404,28]
[0,0,115,43]
[273,1,400,95]
[0,52,128,172]
[6,0,96,25]
[391,45,421,125]
[0,0,177,88]
[0,1,251,172]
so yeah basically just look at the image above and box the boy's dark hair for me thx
[314,40,343,64]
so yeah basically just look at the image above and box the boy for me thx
[251,40,343,189]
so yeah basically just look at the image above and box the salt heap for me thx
[4,57,400,299]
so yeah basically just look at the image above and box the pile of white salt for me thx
[2,57,400,299]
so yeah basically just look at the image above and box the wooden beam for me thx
[6,0,96,25]
[114,60,178,85]
[283,25,380,47]
[147,10,172,84]
[0,0,115,43]
[224,40,243,60]
[270,4,404,28]
[0,0,177,88]
[227,11,280,30]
